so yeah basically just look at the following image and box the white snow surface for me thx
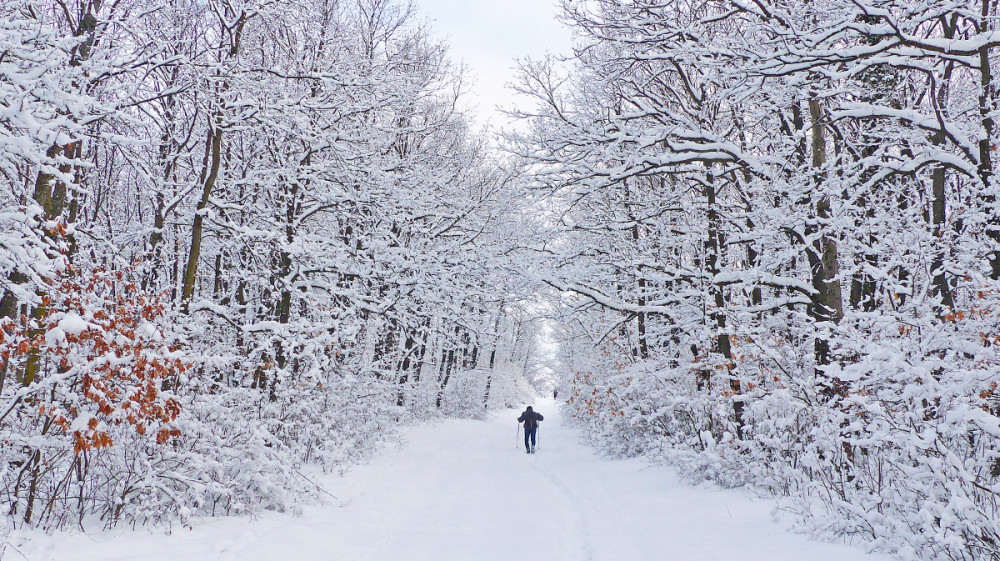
[9,399,891,561]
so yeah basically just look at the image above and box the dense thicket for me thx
[0,0,542,530]
[512,1,1000,559]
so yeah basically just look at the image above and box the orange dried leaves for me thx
[4,267,187,454]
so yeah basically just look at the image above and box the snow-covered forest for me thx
[1,0,544,531]
[3,0,1000,560]
[511,1,1000,560]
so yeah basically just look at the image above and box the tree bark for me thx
[978,0,1000,280]
[181,119,222,306]
[806,99,844,394]
[705,173,743,439]
[181,11,248,306]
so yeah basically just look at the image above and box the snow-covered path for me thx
[11,399,890,561]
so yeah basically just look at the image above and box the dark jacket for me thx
[518,409,544,430]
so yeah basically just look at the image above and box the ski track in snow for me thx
[9,398,893,561]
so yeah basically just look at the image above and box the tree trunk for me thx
[436,327,460,408]
[483,308,503,409]
[180,12,247,306]
[181,119,223,306]
[806,99,844,394]
[705,173,743,439]
[633,223,649,360]
[930,129,955,311]
[397,332,416,407]
[978,0,1000,280]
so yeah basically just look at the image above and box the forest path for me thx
[13,398,891,561]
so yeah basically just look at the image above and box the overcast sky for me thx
[413,0,573,129]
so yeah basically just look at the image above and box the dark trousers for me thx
[524,426,537,451]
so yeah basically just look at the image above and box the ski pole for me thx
[516,422,522,449]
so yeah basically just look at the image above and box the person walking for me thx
[517,406,544,454]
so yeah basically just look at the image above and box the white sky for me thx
[413,0,574,130]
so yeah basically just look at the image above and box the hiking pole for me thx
[516,422,522,450]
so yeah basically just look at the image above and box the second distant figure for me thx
[518,406,544,454]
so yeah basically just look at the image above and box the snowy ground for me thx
[6,398,891,561]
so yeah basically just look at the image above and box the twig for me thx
[293,469,338,501]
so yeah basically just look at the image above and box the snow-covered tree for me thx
[513,1,1000,559]
[1,0,540,530]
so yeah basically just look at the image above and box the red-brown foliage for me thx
[1,266,187,453]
